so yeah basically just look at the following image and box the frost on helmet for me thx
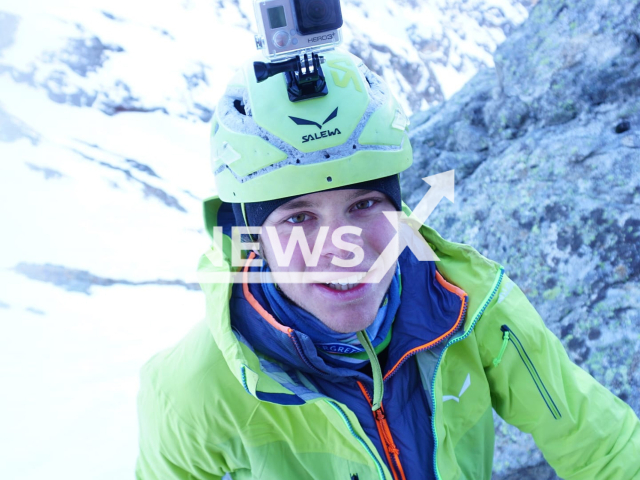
[211,49,413,203]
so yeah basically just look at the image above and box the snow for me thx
[0,272,203,480]
[0,0,528,478]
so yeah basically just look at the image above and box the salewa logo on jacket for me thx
[289,107,342,143]
[443,373,471,403]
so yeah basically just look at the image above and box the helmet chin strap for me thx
[241,202,256,243]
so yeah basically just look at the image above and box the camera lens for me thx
[294,0,342,36]
[306,0,328,23]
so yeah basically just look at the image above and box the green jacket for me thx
[136,200,640,480]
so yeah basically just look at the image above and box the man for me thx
[136,50,640,479]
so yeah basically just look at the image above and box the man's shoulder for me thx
[139,320,257,434]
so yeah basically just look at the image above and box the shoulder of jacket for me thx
[139,319,259,437]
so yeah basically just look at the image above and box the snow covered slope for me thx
[0,1,528,478]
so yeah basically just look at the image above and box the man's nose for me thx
[319,216,364,262]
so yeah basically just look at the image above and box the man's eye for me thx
[287,213,308,224]
[354,199,375,210]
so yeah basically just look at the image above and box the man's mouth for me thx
[323,272,367,291]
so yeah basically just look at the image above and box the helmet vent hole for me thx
[233,99,246,115]
[327,176,332,182]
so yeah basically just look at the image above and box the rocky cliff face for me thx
[402,0,640,478]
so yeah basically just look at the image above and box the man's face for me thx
[259,188,398,333]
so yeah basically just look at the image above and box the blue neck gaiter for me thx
[260,263,401,365]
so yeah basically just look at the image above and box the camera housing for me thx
[254,0,343,61]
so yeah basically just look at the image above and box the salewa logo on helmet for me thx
[289,107,342,143]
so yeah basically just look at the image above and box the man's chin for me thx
[316,311,377,334]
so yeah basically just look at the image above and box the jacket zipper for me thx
[375,407,406,480]
[357,271,469,480]
[358,382,407,480]
[289,330,326,375]
[325,400,387,480]
[383,297,468,383]
[293,329,389,478]
[494,325,562,420]
[305,346,388,479]
[383,270,469,383]
[430,267,504,480]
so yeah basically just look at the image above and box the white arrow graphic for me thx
[412,170,455,225]
[365,170,456,283]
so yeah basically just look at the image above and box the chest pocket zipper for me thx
[493,325,562,420]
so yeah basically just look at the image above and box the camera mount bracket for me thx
[254,52,329,102]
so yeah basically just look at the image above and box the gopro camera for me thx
[254,0,343,61]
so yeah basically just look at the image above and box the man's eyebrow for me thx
[277,189,380,211]
[345,189,380,201]
[277,199,316,211]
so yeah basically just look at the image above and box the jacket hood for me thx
[198,196,503,403]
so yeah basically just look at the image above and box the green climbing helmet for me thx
[210,49,413,203]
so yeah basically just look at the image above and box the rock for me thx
[58,36,124,78]
[403,0,640,478]
[12,263,200,294]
